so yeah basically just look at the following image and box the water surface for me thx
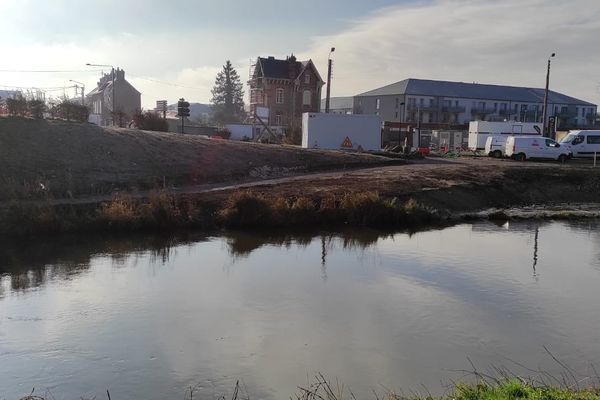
[1,221,599,399]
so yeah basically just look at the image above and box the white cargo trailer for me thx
[468,121,542,151]
[302,113,381,151]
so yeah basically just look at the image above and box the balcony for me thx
[441,105,466,113]
[557,110,577,119]
[471,107,496,115]
[499,109,516,116]
[407,103,439,112]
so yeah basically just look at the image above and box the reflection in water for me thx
[0,220,599,400]
[0,233,209,294]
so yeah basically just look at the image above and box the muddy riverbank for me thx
[1,159,599,236]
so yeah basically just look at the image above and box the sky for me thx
[1,0,599,109]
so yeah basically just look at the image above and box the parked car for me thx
[559,130,600,158]
[485,135,509,158]
[505,136,571,162]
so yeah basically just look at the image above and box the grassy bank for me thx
[0,117,393,201]
[16,379,600,400]
[2,164,600,236]
[293,378,600,400]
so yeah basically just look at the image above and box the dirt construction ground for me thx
[193,156,600,214]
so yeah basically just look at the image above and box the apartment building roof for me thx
[356,78,595,106]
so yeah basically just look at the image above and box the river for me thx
[1,220,599,399]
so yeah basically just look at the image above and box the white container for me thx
[468,121,542,151]
[225,124,256,141]
[302,113,381,151]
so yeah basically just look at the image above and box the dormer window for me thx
[304,73,311,84]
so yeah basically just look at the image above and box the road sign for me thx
[156,100,167,112]
[341,136,353,148]
[177,98,190,117]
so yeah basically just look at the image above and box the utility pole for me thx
[541,53,556,138]
[325,47,335,113]
[69,80,85,106]
[417,104,422,148]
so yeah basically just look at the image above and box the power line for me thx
[0,84,76,90]
[0,69,104,73]
[127,73,206,91]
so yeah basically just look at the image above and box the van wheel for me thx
[515,153,526,162]
[493,150,502,158]
[558,154,568,163]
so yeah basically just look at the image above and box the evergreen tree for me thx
[210,60,245,124]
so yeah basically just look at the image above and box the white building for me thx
[354,78,597,131]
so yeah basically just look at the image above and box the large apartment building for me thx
[248,54,324,129]
[354,78,597,130]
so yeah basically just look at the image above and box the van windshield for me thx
[560,134,577,144]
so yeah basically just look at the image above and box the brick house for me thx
[248,54,324,129]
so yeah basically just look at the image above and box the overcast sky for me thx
[1,0,599,108]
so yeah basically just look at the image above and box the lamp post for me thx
[417,104,422,149]
[69,79,85,106]
[325,47,335,113]
[541,53,555,138]
[86,63,116,126]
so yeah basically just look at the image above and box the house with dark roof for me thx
[354,78,597,130]
[87,68,141,126]
[248,54,324,129]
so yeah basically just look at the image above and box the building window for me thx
[407,98,416,107]
[395,98,400,109]
[250,89,264,105]
[275,113,282,125]
[303,90,311,106]
[276,88,284,104]
[376,98,380,110]
[395,111,398,118]
[304,73,310,84]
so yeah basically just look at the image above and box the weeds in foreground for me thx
[17,377,600,400]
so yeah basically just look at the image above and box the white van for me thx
[559,130,600,158]
[505,136,572,162]
[485,135,509,158]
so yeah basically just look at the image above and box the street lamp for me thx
[325,47,335,113]
[541,53,555,138]
[86,63,116,126]
[69,79,85,106]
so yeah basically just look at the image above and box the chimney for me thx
[288,53,298,79]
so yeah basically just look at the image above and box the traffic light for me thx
[177,98,190,117]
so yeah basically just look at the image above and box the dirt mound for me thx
[0,118,390,200]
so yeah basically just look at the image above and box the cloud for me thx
[301,0,600,104]
[2,0,599,109]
